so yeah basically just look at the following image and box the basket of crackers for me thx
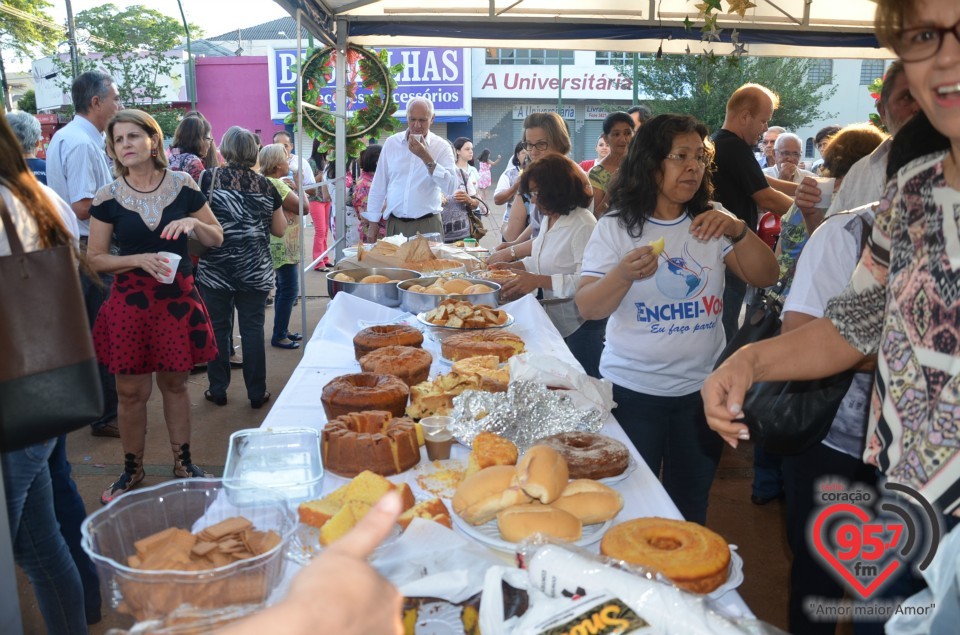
[81,479,297,621]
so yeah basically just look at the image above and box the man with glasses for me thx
[762,133,815,183]
[362,96,457,238]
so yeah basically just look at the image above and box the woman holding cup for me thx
[87,109,223,504]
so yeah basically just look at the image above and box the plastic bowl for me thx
[223,428,324,506]
[397,276,501,314]
[81,479,296,621]
[326,267,421,307]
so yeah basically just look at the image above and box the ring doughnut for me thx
[535,432,629,480]
[600,517,731,594]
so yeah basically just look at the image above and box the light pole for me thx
[64,0,80,79]
[175,0,197,111]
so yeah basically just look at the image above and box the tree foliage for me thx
[17,89,37,113]
[0,0,59,111]
[624,55,837,133]
[54,3,200,109]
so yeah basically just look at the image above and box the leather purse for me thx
[0,198,103,451]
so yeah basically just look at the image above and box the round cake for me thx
[321,373,409,420]
[600,517,731,594]
[353,324,424,360]
[322,410,421,477]
[440,331,525,362]
[359,346,433,387]
[536,432,630,480]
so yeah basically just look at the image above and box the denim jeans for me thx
[199,285,270,401]
[80,270,118,429]
[611,384,723,524]
[272,264,299,342]
[48,436,101,624]
[564,318,606,379]
[722,269,747,344]
[752,443,784,500]
[3,440,87,635]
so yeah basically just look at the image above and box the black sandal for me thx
[204,390,227,406]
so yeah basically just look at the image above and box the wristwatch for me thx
[425,161,436,172]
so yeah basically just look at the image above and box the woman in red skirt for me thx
[86,109,223,504]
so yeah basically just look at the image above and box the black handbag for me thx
[189,167,218,258]
[0,198,103,451]
[468,197,489,241]
[713,217,869,455]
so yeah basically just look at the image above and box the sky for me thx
[48,0,289,41]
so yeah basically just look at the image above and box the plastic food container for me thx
[326,267,421,307]
[397,276,501,314]
[81,479,296,621]
[223,428,324,506]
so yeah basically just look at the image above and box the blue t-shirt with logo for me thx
[581,208,733,396]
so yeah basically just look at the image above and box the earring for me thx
[151,147,158,158]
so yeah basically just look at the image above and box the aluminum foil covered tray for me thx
[449,381,604,451]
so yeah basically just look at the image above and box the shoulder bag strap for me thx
[0,196,26,257]
[207,167,219,204]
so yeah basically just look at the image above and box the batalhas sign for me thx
[269,47,471,120]
[474,66,635,100]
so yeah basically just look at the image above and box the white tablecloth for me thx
[260,292,751,618]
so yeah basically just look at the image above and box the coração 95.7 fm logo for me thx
[809,478,941,599]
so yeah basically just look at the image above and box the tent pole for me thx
[335,19,347,263]
[296,9,308,350]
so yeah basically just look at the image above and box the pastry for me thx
[322,410,421,477]
[497,504,582,543]
[600,517,731,594]
[466,431,518,476]
[452,465,532,525]
[441,331,525,362]
[512,445,569,504]
[451,355,510,392]
[321,373,409,419]
[536,432,630,480]
[353,324,423,360]
[551,479,623,524]
[397,498,452,530]
[359,346,433,387]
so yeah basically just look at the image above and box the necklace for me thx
[124,171,166,194]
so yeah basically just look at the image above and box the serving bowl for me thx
[81,479,296,621]
[326,267,421,307]
[397,276,501,314]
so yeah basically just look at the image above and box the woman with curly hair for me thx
[575,114,778,524]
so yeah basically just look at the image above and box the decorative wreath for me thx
[284,45,403,159]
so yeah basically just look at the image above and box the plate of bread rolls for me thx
[450,445,623,552]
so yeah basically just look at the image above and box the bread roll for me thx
[452,465,531,525]
[361,274,391,283]
[513,445,569,504]
[551,479,624,524]
[497,504,582,543]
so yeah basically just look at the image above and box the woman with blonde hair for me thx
[258,143,303,349]
[87,109,224,500]
[197,126,286,408]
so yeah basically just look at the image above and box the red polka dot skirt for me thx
[93,270,218,374]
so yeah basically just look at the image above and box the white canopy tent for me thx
[270,0,894,338]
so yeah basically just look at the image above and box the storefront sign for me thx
[475,64,634,100]
[586,105,616,120]
[513,104,576,120]
[269,47,470,120]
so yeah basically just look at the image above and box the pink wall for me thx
[196,57,286,147]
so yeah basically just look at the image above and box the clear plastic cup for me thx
[157,251,181,284]
[814,177,836,210]
[419,415,454,460]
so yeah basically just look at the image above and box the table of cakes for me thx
[259,291,752,621]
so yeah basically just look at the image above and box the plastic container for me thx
[223,428,324,506]
[81,479,296,621]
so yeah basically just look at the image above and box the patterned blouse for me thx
[588,163,614,193]
[196,165,282,292]
[825,151,960,516]
[168,150,205,184]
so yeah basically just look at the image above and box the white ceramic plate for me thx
[596,456,639,486]
[417,312,515,331]
[708,546,745,599]
[451,510,612,553]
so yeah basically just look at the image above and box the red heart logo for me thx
[812,503,903,599]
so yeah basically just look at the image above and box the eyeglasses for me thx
[665,152,710,167]
[895,17,960,62]
[521,141,549,151]
[776,150,801,158]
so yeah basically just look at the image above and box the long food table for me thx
[260,291,752,619]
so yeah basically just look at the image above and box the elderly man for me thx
[362,97,457,238]
[46,70,122,439]
[8,111,47,183]
[762,133,815,183]
[273,130,316,186]
[758,125,785,168]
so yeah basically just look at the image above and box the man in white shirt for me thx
[46,70,122,438]
[362,97,457,238]
[758,125,785,168]
[762,133,815,183]
[273,130,316,186]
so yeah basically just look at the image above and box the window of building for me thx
[485,48,575,65]
[805,138,815,159]
[596,51,632,66]
[860,59,885,85]
[807,59,833,85]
